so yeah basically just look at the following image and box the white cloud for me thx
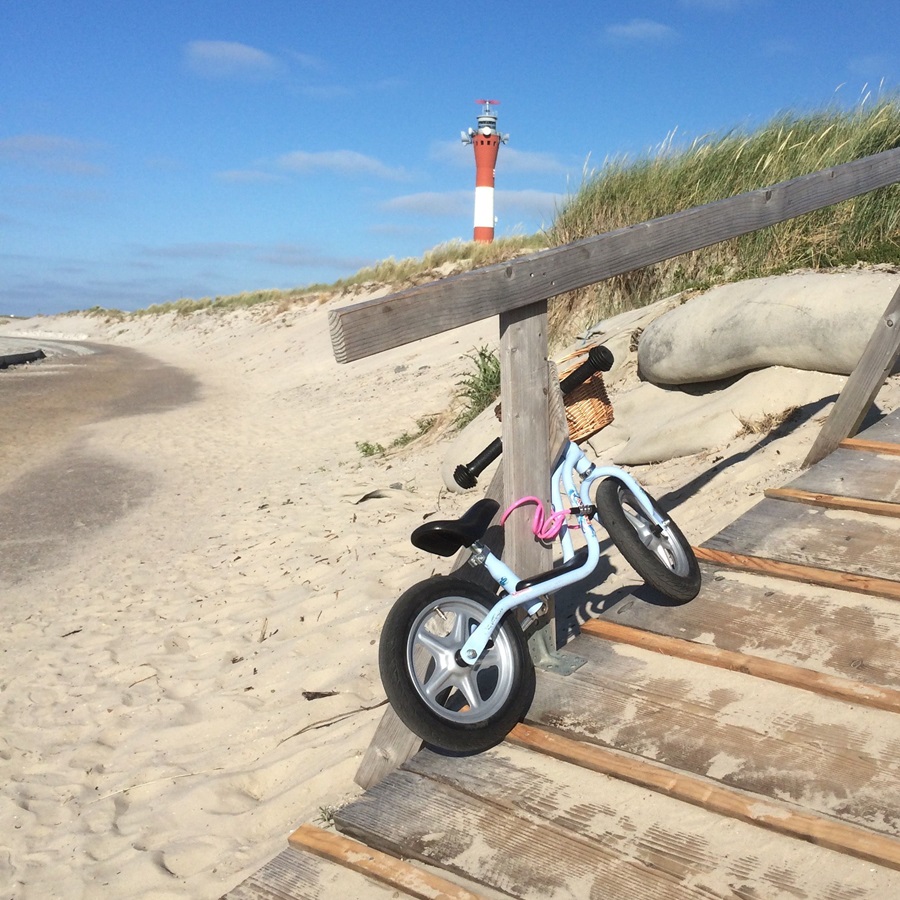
[0,134,105,175]
[381,190,472,217]
[497,189,565,220]
[277,149,407,180]
[287,50,325,71]
[184,40,282,79]
[847,56,894,80]
[761,38,799,58]
[605,19,678,43]
[494,147,568,176]
[258,243,365,269]
[145,241,256,260]
[136,239,364,272]
[296,84,354,101]
[429,141,472,167]
[215,169,284,184]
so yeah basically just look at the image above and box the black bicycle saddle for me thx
[410,498,500,557]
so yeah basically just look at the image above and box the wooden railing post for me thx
[803,282,900,467]
[497,304,585,671]
[498,301,552,608]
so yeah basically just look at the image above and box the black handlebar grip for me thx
[558,344,614,396]
[453,345,613,490]
[453,436,503,489]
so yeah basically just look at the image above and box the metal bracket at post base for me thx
[527,617,586,675]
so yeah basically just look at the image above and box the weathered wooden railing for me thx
[330,146,900,788]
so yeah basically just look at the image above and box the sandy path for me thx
[0,301,497,898]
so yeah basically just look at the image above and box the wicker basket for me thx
[557,344,614,442]
[494,343,615,443]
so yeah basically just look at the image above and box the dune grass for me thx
[332,234,549,288]
[547,95,900,341]
[82,235,550,322]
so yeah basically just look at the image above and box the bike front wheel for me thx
[595,478,701,602]
[379,576,534,753]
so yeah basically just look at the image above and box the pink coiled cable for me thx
[500,496,568,540]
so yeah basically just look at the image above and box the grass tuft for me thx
[735,406,800,437]
[547,94,900,344]
[454,346,502,429]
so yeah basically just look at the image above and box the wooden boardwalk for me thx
[225,410,900,899]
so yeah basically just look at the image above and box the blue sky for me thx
[2,1,898,316]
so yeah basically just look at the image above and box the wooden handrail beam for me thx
[330,147,900,364]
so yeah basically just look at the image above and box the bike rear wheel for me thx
[595,478,701,602]
[379,576,534,753]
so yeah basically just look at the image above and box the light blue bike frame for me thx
[457,439,670,664]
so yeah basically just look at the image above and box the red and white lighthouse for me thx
[461,99,509,243]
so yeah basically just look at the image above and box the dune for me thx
[1,270,899,898]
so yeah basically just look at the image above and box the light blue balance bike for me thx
[379,345,701,753]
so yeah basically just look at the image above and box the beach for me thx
[2,279,899,898]
[0,297,500,898]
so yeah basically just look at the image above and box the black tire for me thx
[595,478,701,602]
[379,576,535,753]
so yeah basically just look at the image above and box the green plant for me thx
[389,416,437,449]
[454,346,501,428]
[355,440,385,457]
[315,805,338,828]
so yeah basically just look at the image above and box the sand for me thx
[1,280,899,898]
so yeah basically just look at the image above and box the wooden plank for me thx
[764,486,900,517]
[842,437,900,456]
[805,282,900,467]
[223,844,415,899]
[693,545,900,600]
[777,444,900,503]
[288,824,489,900]
[526,633,900,836]
[339,743,900,897]
[580,616,900,714]
[337,755,739,898]
[508,724,900,873]
[354,701,422,791]
[407,740,900,900]
[592,564,900,692]
[700,496,900,584]
[846,405,900,445]
[330,147,900,363]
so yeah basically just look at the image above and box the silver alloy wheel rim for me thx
[618,487,692,576]
[406,595,517,724]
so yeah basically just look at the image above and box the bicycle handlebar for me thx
[557,344,614,394]
[453,344,614,489]
[453,437,502,489]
